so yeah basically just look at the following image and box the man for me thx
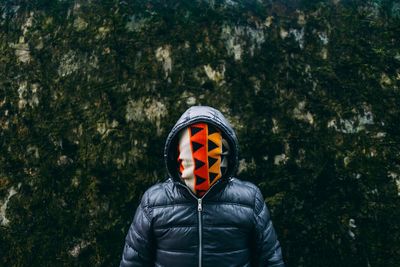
[120,106,284,267]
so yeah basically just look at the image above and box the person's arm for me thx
[253,188,285,267]
[120,193,154,267]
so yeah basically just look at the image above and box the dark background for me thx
[1,0,399,266]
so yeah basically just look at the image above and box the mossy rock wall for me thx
[1,1,399,266]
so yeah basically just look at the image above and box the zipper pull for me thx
[198,198,202,212]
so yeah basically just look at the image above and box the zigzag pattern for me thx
[178,122,223,197]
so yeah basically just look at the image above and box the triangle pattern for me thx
[208,156,218,168]
[209,172,218,184]
[196,175,206,185]
[191,126,203,136]
[195,158,205,170]
[208,125,218,135]
[192,141,203,152]
[208,139,218,151]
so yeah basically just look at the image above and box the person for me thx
[120,106,284,267]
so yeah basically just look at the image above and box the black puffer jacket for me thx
[120,106,284,267]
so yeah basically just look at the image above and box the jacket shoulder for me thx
[230,177,260,190]
[140,179,178,208]
[215,178,262,209]
[227,178,269,217]
[229,177,261,195]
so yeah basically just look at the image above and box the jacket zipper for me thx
[175,180,223,267]
[198,198,203,267]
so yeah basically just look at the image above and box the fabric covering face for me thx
[120,106,285,267]
[177,122,229,197]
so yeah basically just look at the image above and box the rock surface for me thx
[0,0,399,266]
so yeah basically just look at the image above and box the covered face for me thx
[164,106,239,197]
[177,122,230,197]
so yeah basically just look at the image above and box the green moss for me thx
[0,0,399,266]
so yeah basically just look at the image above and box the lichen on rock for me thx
[1,1,399,266]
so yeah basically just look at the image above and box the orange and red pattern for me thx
[178,122,223,197]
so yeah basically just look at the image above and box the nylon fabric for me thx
[120,106,285,267]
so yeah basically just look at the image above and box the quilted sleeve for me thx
[253,188,285,267]
[120,193,154,267]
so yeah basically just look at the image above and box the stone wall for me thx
[1,0,399,266]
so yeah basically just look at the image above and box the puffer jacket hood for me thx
[164,106,239,183]
[119,106,285,267]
